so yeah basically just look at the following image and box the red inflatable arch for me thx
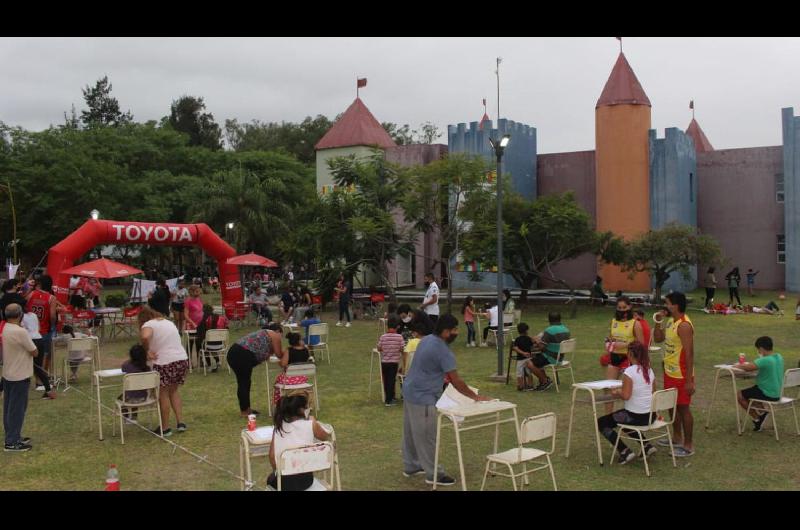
[47,220,242,305]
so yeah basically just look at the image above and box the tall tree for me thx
[80,76,133,127]
[401,153,491,312]
[460,191,605,307]
[381,122,413,145]
[224,115,333,164]
[167,95,222,150]
[607,223,726,302]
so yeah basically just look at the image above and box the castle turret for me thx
[595,52,652,292]
[685,118,714,153]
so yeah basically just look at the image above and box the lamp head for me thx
[499,134,511,148]
[90,209,100,220]
[226,222,235,230]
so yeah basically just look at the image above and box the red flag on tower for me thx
[689,100,694,109]
[357,78,367,88]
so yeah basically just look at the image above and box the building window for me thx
[778,234,786,264]
[689,173,694,203]
[776,173,785,203]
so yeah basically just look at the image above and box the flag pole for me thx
[357,77,359,99]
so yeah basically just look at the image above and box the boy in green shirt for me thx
[735,336,785,431]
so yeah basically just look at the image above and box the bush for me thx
[105,294,127,308]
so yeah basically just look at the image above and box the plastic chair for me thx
[743,368,800,441]
[71,309,97,336]
[611,388,678,476]
[112,372,162,444]
[199,328,230,375]
[269,442,336,491]
[480,413,558,491]
[544,339,577,393]
[63,337,100,390]
[308,323,330,364]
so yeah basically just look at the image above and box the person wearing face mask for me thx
[601,296,644,412]
[401,314,491,487]
[396,304,413,342]
[419,273,440,324]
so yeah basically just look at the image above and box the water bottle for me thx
[105,464,120,491]
[738,353,746,365]
[247,414,257,432]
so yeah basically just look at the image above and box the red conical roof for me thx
[685,118,714,153]
[596,53,651,108]
[315,98,396,150]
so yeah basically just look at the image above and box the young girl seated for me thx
[196,304,229,372]
[272,332,311,406]
[118,344,152,421]
[268,394,331,491]
[596,341,656,464]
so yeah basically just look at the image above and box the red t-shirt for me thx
[26,290,54,334]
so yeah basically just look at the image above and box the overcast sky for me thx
[2,37,799,154]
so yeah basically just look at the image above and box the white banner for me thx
[130,277,180,302]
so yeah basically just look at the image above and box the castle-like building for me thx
[316,49,800,293]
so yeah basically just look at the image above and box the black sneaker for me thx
[4,442,32,452]
[535,379,554,392]
[425,474,456,486]
[753,412,768,432]
[640,445,657,459]
[176,423,187,432]
[21,437,31,444]
[385,400,398,407]
[618,450,636,465]
[152,427,173,437]
[402,469,425,478]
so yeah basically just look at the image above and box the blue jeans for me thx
[466,322,476,344]
[2,378,30,445]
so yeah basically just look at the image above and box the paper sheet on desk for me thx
[435,384,480,423]
[245,426,274,444]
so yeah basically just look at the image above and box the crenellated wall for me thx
[783,108,800,293]
[649,127,698,293]
[447,118,537,199]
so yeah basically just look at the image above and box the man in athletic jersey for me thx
[653,291,695,457]
[25,275,58,381]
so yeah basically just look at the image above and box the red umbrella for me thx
[60,258,144,279]
[226,253,278,268]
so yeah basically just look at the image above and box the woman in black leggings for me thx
[725,267,742,307]
[226,323,284,417]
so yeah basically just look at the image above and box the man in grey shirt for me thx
[402,314,491,486]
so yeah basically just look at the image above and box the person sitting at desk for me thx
[527,312,571,391]
[734,336,785,432]
[596,341,656,464]
[299,309,321,348]
[248,286,273,323]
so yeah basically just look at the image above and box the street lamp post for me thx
[488,134,510,377]
[226,222,235,249]
[89,209,100,258]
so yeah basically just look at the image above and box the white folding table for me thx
[433,400,520,491]
[706,363,757,434]
[565,379,623,465]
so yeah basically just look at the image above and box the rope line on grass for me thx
[37,363,259,491]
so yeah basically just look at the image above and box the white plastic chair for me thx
[64,337,100,390]
[199,328,230,375]
[743,368,800,441]
[544,339,577,393]
[611,387,678,476]
[270,442,336,491]
[274,362,320,413]
[480,412,558,491]
[112,372,162,445]
[308,323,330,364]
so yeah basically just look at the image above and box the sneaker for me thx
[657,438,680,448]
[523,386,538,392]
[20,437,31,444]
[640,445,657,458]
[538,379,554,391]
[403,469,425,478]
[753,412,769,432]
[618,450,636,465]
[672,446,694,457]
[176,423,187,432]
[35,385,45,392]
[385,400,398,407]
[152,427,173,437]
[42,391,56,400]
[336,321,343,327]
[345,322,352,328]
[425,474,456,486]
[4,442,32,452]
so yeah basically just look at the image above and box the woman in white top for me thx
[596,341,656,464]
[268,394,330,491]
[22,309,55,399]
[138,305,189,437]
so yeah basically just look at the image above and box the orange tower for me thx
[595,52,652,292]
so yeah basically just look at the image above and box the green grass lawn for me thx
[3,289,800,490]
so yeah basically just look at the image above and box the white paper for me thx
[245,426,274,444]
[575,379,623,390]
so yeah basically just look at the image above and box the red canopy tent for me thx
[60,258,143,279]
[226,253,278,268]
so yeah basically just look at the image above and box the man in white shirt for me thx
[420,273,440,324]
